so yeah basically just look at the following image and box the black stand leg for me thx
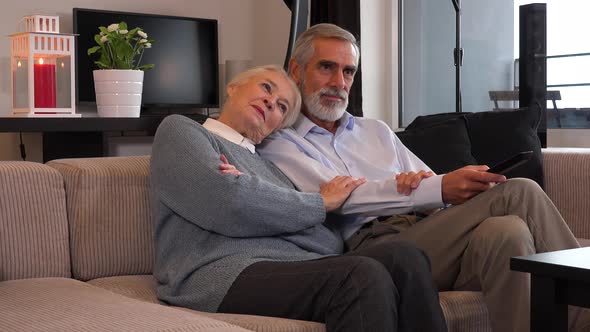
[531,275,568,332]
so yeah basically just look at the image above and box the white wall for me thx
[0,0,291,161]
[251,1,291,68]
[360,0,399,129]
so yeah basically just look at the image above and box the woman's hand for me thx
[219,154,243,176]
[395,170,434,195]
[320,176,366,212]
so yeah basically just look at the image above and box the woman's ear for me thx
[226,85,236,98]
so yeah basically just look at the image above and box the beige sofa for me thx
[1,148,589,332]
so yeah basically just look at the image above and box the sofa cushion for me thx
[47,156,153,281]
[88,275,491,332]
[88,274,161,303]
[198,312,326,332]
[405,108,544,188]
[89,275,326,332]
[396,117,478,174]
[0,277,249,331]
[465,108,543,188]
[439,291,491,332]
[406,112,466,130]
[0,162,70,281]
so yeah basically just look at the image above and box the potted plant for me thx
[88,22,155,117]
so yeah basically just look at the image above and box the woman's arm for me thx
[151,115,327,238]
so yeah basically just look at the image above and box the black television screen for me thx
[73,8,219,110]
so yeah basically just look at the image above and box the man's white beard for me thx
[303,86,349,122]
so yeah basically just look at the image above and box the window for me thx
[400,0,590,131]
[515,0,590,128]
[400,0,514,127]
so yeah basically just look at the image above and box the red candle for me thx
[34,60,56,108]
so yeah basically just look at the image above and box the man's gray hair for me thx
[224,64,302,129]
[290,23,360,71]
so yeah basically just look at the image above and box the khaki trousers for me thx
[348,178,586,332]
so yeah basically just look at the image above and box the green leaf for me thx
[99,26,108,34]
[94,61,110,69]
[138,64,155,71]
[87,46,101,55]
[98,51,112,69]
[119,21,128,30]
[114,58,129,69]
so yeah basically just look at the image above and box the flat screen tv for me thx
[73,8,219,112]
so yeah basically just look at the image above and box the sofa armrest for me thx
[543,148,590,239]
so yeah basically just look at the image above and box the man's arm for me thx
[259,128,445,217]
[442,165,506,204]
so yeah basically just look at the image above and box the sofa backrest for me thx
[0,162,71,281]
[47,156,153,281]
[542,148,590,239]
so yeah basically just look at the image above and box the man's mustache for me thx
[319,87,348,101]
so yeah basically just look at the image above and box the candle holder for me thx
[9,15,80,117]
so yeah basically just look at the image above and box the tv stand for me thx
[0,114,207,162]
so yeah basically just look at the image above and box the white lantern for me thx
[10,15,80,117]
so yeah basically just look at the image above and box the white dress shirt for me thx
[203,118,256,154]
[258,112,445,239]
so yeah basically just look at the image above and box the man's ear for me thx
[289,59,302,85]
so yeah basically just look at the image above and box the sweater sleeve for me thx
[151,115,326,238]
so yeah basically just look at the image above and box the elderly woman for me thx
[150,65,445,332]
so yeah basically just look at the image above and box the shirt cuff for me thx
[411,174,445,210]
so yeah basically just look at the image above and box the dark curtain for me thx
[310,0,363,117]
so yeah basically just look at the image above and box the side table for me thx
[511,247,590,332]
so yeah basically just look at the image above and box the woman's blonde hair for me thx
[224,65,301,129]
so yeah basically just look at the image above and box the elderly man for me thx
[259,23,586,332]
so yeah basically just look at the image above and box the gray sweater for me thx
[150,115,344,312]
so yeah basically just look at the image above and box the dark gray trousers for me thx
[218,240,447,332]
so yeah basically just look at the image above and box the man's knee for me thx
[473,216,535,256]
[504,177,543,194]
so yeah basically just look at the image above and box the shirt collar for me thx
[203,118,256,154]
[293,111,355,137]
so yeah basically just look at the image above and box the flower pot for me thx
[93,69,144,117]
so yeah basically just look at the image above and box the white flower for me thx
[139,39,148,44]
[144,43,152,48]
[119,29,128,34]
[107,24,119,32]
[99,31,106,36]
[100,35,109,43]
[137,31,147,38]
